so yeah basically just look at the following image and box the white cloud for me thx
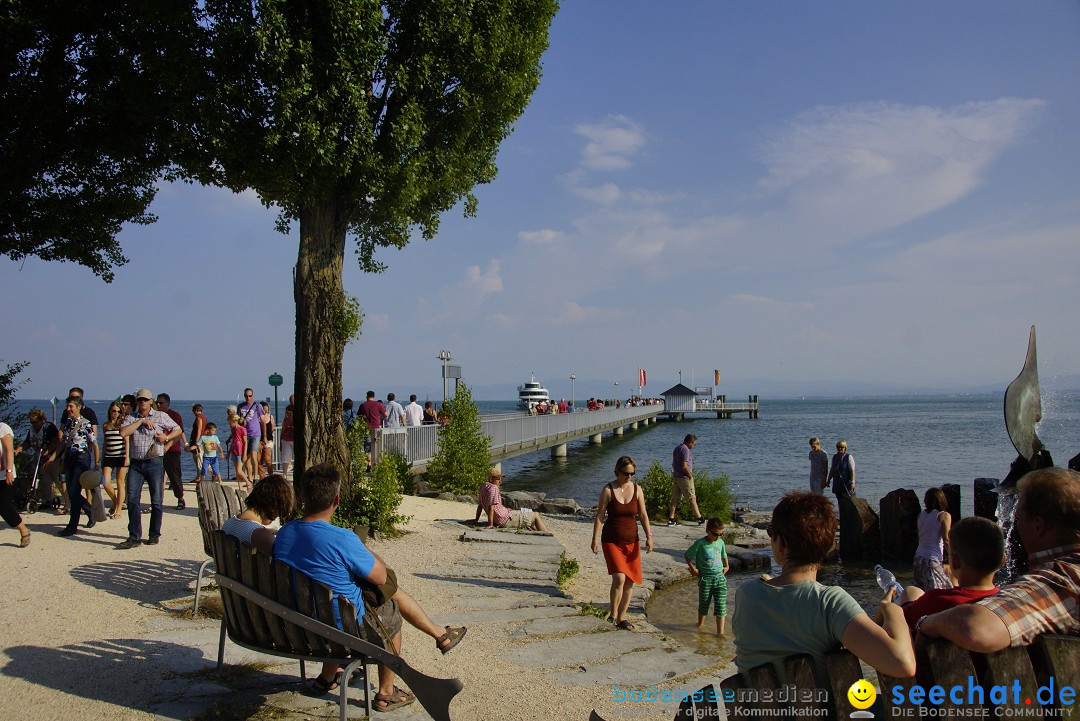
[431,259,504,322]
[548,301,628,327]
[569,181,622,206]
[365,313,390,332]
[755,98,1047,243]
[518,229,566,245]
[575,116,646,171]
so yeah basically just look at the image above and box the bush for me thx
[334,423,410,536]
[639,459,735,524]
[425,382,492,495]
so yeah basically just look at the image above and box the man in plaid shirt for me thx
[918,467,1079,651]
[117,388,182,549]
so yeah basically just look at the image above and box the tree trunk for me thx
[293,199,349,491]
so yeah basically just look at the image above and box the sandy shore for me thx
[0,491,725,721]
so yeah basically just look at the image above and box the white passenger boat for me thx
[517,375,550,410]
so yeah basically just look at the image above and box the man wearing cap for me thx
[118,388,182,549]
[474,469,547,532]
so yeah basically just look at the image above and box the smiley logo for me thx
[847,679,877,710]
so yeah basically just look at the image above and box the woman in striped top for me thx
[101,401,128,519]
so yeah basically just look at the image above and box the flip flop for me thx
[20,533,31,548]
[615,620,636,631]
[436,625,467,655]
[374,686,416,712]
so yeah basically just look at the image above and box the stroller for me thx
[14,449,43,514]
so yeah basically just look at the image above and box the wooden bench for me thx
[589,635,1079,721]
[211,530,463,721]
[193,480,247,616]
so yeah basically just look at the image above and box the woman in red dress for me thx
[591,455,653,630]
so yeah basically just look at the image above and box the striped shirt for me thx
[103,428,125,460]
[979,544,1080,646]
[123,411,179,460]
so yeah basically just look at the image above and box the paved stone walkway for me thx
[143,519,770,720]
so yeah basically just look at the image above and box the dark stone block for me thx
[941,483,961,523]
[838,496,879,562]
[879,489,919,564]
[974,478,1000,522]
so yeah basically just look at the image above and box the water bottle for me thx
[874,564,903,600]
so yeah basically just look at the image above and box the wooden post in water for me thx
[941,483,961,522]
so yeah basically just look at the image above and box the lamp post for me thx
[569,374,576,409]
[437,350,452,405]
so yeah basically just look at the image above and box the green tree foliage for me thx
[426,382,492,496]
[0,2,198,281]
[1,0,559,477]
[640,460,735,524]
[0,360,29,432]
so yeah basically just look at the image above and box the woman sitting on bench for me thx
[732,491,916,679]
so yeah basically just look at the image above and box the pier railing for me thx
[371,404,664,469]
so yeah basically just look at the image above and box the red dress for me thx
[601,482,642,584]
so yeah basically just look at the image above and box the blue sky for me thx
[5,0,1080,403]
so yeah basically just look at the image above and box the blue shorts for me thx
[246,436,261,454]
[201,456,220,478]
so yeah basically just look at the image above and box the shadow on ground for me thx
[71,558,202,605]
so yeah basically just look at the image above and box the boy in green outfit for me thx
[685,517,730,635]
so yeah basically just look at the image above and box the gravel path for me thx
[0,492,766,721]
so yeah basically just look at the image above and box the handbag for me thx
[360,567,398,608]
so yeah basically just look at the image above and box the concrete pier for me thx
[550,443,567,458]
[589,433,602,444]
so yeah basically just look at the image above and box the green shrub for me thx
[639,459,734,524]
[557,553,579,590]
[425,383,492,495]
[334,423,410,536]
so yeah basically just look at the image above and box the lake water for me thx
[10,392,1079,518]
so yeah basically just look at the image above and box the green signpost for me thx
[268,373,284,424]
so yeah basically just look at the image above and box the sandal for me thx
[615,620,636,631]
[20,533,31,548]
[374,686,416,712]
[436,625,467,655]
[304,671,341,696]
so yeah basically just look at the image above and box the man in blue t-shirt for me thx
[274,464,412,710]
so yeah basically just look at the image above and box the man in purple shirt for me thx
[669,434,705,526]
[237,387,266,482]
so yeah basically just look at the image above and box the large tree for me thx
[2,0,557,473]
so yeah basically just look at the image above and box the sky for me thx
[5,0,1080,404]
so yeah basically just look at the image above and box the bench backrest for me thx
[722,636,1080,720]
[196,481,247,558]
[210,529,363,659]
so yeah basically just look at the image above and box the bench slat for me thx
[212,531,248,642]
[745,661,789,721]
[878,674,918,717]
[256,552,291,649]
[1031,635,1080,714]
[823,649,862,720]
[294,572,331,655]
[272,557,310,654]
[783,654,830,718]
[985,646,1042,716]
[220,534,259,644]
[239,541,274,648]
[314,582,348,656]
[921,638,974,710]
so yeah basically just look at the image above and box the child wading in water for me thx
[685,517,730,635]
